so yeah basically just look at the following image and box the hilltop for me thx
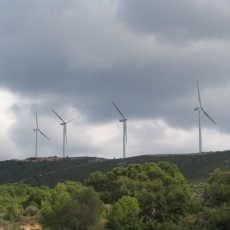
[0,150,230,189]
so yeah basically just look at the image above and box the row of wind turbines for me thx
[34,110,77,158]
[34,81,216,159]
[111,81,217,158]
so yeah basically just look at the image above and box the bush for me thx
[0,218,24,230]
[3,205,24,222]
[87,162,192,226]
[182,203,230,230]
[203,168,230,207]
[106,196,141,230]
[39,185,104,230]
[24,205,39,217]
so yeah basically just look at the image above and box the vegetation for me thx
[38,182,104,230]
[106,196,141,230]
[203,168,230,207]
[1,153,230,229]
[87,162,192,229]
[1,151,230,189]
[181,168,230,229]
[0,157,95,187]
[0,183,47,229]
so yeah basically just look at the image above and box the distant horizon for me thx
[3,149,228,163]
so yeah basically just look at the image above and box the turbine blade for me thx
[197,81,202,107]
[190,108,201,119]
[112,101,126,119]
[127,114,137,120]
[52,110,65,123]
[66,116,78,124]
[202,109,217,125]
[38,129,50,140]
[35,111,38,129]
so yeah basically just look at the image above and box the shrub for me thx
[3,205,24,222]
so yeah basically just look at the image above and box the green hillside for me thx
[1,150,230,189]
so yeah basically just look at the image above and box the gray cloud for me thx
[0,0,229,160]
[116,0,230,42]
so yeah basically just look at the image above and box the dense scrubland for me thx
[2,151,230,187]
[1,151,230,229]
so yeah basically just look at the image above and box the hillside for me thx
[1,150,230,188]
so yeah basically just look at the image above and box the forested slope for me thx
[0,150,230,187]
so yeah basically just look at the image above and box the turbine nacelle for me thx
[119,119,126,122]
[60,123,65,125]
[194,107,202,111]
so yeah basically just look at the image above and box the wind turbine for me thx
[52,110,77,158]
[191,81,217,153]
[112,101,136,158]
[34,111,50,158]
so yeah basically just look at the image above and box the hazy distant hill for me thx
[1,151,230,188]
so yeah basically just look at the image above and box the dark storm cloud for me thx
[0,1,227,123]
[116,0,230,42]
[0,0,230,160]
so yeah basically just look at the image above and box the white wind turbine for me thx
[191,82,217,153]
[112,101,136,158]
[34,111,50,158]
[52,110,77,158]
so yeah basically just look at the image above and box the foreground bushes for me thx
[38,183,104,230]
[106,196,141,230]
[2,163,230,229]
[87,161,192,228]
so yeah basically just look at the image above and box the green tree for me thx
[182,169,230,230]
[106,196,141,230]
[38,182,71,230]
[23,186,50,209]
[87,162,192,227]
[182,204,230,230]
[60,187,104,230]
[203,168,230,207]
[63,180,82,195]
[39,185,103,230]
[3,204,24,222]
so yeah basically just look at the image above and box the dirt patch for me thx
[20,224,40,230]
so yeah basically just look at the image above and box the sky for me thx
[0,0,230,161]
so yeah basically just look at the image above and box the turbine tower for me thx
[34,111,50,158]
[52,110,77,158]
[112,101,136,158]
[191,82,217,153]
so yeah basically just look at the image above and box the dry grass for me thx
[20,224,40,230]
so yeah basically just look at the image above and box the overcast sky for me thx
[0,0,230,161]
